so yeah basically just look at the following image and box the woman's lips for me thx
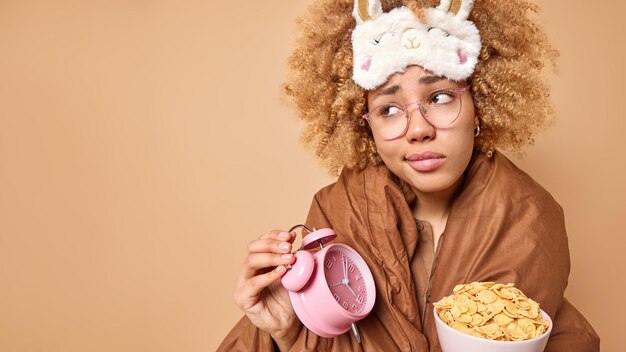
[405,152,446,172]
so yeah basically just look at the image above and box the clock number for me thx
[342,301,349,309]
[355,274,361,281]
[348,263,355,273]
[356,295,364,304]
[351,304,357,311]
[325,258,333,269]
[358,286,364,293]
[333,293,340,303]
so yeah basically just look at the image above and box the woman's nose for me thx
[404,105,436,142]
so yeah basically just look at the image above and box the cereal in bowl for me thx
[433,282,550,341]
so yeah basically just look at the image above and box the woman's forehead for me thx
[372,66,452,93]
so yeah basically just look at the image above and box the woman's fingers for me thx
[241,230,295,280]
[242,252,295,276]
[260,230,293,241]
[247,238,293,255]
[248,231,295,254]
[238,230,297,283]
[235,266,288,310]
[235,256,298,311]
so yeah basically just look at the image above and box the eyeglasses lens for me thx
[367,89,464,140]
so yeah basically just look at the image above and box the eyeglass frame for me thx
[361,85,471,141]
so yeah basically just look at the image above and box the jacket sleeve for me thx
[545,298,600,352]
[493,200,599,351]
[485,201,599,351]
[515,202,599,351]
[216,316,276,352]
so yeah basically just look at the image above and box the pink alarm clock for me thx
[281,225,376,343]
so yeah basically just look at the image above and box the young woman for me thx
[219,0,599,350]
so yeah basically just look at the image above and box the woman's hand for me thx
[233,230,301,351]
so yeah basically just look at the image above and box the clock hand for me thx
[346,283,357,297]
[329,281,343,288]
[341,257,356,296]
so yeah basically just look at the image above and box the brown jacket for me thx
[218,152,599,351]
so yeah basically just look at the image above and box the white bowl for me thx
[433,307,553,352]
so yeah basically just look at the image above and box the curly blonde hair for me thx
[284,0,558,175]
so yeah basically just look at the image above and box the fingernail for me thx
[281,254,293,261]
[279,242,290,251]
[279,232,290,240]
[276,266,286,273]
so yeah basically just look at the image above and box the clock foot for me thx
[351,323,361,344]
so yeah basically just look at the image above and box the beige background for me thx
[0,0,623,351]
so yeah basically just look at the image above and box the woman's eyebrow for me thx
[373,75,445,98]
[419,75,445,85]
[374,84,400,98]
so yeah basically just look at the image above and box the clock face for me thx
[323,248,369,314]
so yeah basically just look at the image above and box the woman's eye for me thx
[379,105,402,117]
[430,91,454,105]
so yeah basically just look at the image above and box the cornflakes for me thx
[434,282,550,341]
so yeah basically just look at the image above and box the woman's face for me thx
[366,65,477,197]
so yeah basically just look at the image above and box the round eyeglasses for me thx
[362,86,470,140]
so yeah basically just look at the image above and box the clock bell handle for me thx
[288,224,325,250]
[351,323,361,343]
[288,224,313,234]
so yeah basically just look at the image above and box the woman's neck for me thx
[411,176,464,225]
[412,191,451,224]
[411,178,463,250]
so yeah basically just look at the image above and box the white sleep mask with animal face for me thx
[351,0,481,89]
